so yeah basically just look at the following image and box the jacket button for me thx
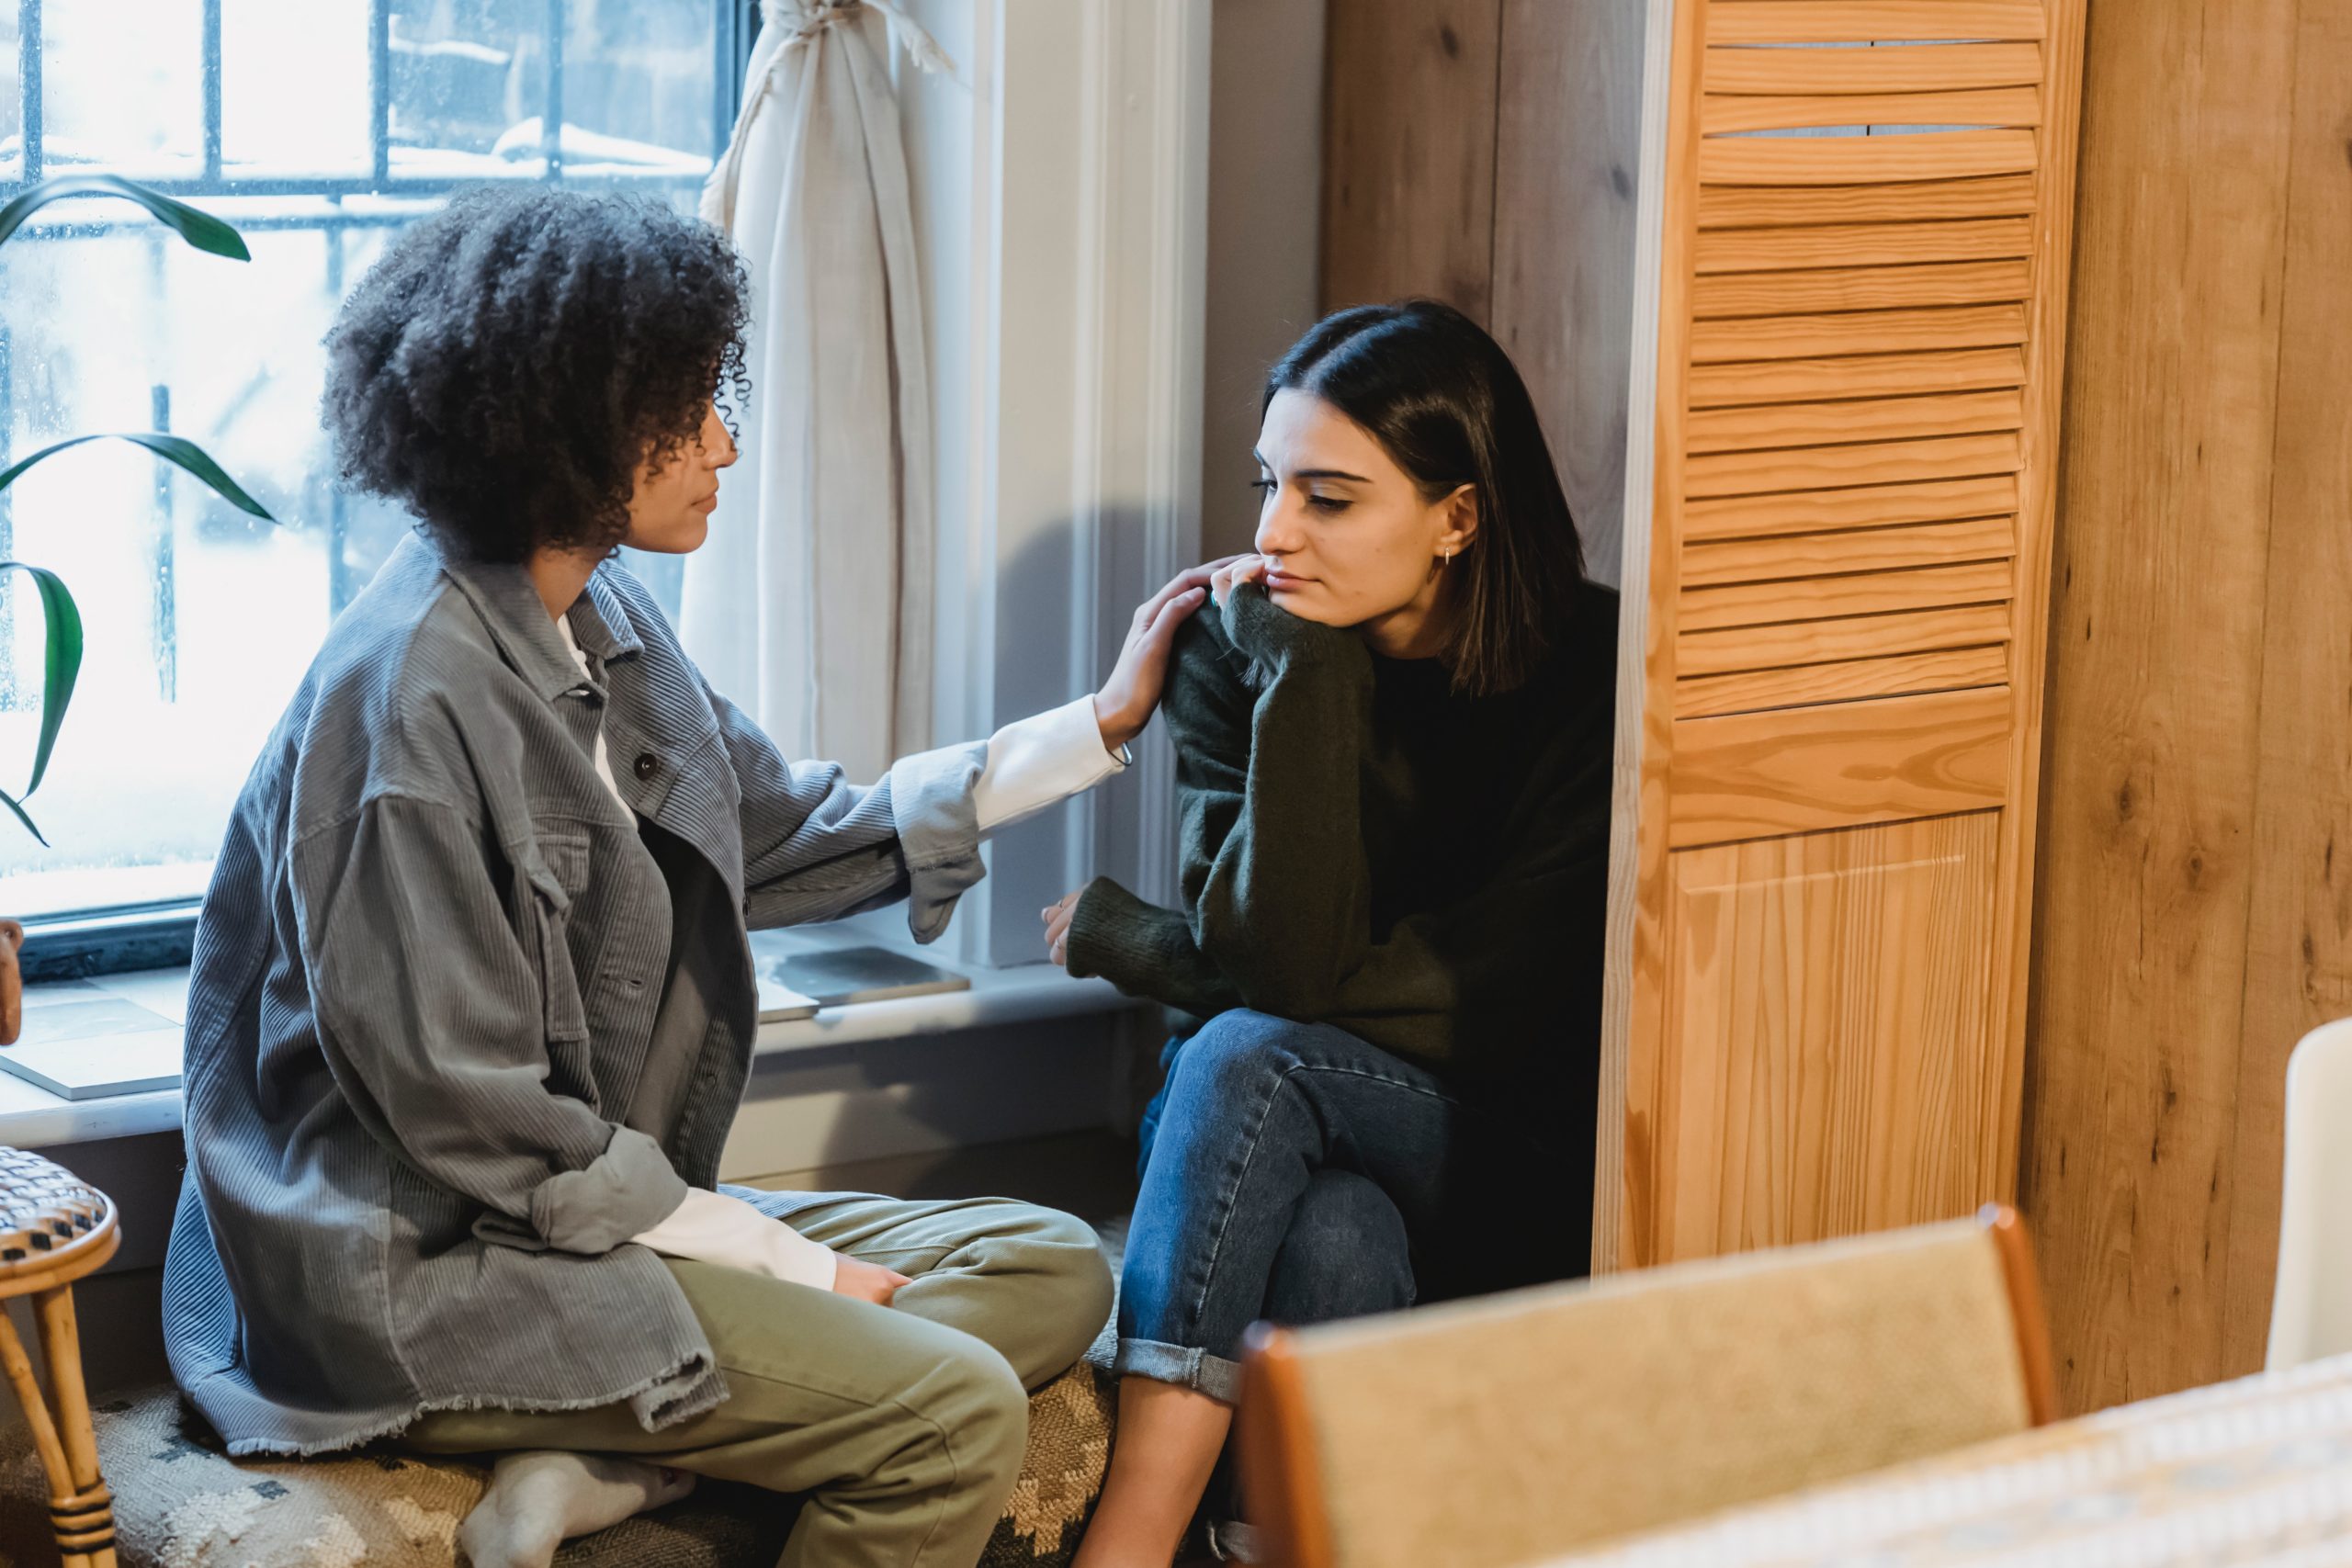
[633,752,659,781]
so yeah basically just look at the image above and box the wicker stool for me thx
[0,1147,119,1568]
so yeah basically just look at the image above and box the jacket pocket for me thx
[516,829,594,1055]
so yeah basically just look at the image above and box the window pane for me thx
[222,1,374,180]
[40,0,205,180]
[562,1,720,174]
[0,1,718,920]
[390,0,550,182]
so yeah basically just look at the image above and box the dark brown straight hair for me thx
[1264,299,1588,696]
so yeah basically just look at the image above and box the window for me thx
[0,0,745,943]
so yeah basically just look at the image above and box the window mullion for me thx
[200,0,222,180]
[542,0,564,179]
[368,0,390,186]
[17,0,40,183]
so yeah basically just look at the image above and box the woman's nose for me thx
[1255,503,1303,558]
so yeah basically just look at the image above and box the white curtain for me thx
[684,0,949,780]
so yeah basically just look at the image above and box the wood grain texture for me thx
[1685,474,2018,541]
[1696,216,2034,274]
[1699,173,2038,229]
[1679,558,2012,632]
[1610,0,2081,1285]
[2024,0,2294,1413]
[1676,644,2009,719]
[2220,0,2352,1383]
[1642,811,2005,1259]
[1611,0,1709,1272]
[1668,686,2012,846]
[1687,389,2024,453]
[1682,515,2015,586]
[1699,130,2039,187]
[1690,347,2029,407]
[1319,0,1503,319]
[1679,602,2011,678]
[1693,258,2033,318]
[1492,0,1645,589]
[1703,41,2043,97]
[1704,3,2048,45]
[1976,0,2087,1297]
[1685,431,2019,498]
[1690,303,2030,364]
[1702,86,2042,136]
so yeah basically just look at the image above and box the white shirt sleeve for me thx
[631,1186,839,1291]
[972,694,1130,837]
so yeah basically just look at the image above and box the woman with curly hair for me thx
[164,186,1214,1568]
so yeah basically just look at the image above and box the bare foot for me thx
[458,1450,695,1568]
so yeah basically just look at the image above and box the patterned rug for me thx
[4,1223,1128,1567]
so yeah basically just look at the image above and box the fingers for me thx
[1147,585,1208,641]
[1211,554,1270,605]
[1136,556,1245,630]
[1041,890,1081,967]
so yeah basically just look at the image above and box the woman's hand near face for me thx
[1209,554,1268,606]
[1091,557,1245,752]
[1043,888,1083,967]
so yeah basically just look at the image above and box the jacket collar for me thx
[418,527,645,703]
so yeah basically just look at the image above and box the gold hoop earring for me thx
[1442,544,1455,567]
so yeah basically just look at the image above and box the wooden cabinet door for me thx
[1599,0,2089,1270]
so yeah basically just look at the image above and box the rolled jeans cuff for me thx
[1114,1336,1243,1404]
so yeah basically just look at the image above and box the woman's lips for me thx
[1264,570,1313,592]
[693,491,719,513]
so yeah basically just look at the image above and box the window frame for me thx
[9,0,762,981]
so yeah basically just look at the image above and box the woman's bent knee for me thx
[925,1338,1030,1492]
[1172,1009,1310,1102]
[1018,1207,1115,1368]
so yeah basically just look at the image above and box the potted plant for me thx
[0,175,270,1044]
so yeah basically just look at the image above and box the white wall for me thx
[1198,0,1328,560]
[894,0,1210,967]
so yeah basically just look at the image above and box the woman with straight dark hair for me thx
[1043,300,1618,1564]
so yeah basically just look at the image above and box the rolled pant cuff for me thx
[1114,1337,1244,1404]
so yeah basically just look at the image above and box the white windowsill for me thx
[8,956,1136,1153]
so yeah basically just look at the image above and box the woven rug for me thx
[3,1222,1127,1567]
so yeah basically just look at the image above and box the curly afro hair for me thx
[322,184,750,563]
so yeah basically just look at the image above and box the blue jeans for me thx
[1118,1009,1586,1404]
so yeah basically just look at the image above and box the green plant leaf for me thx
[0,174,250,260]
[0,563,81,845]
[0,432,275,520]
[0,789,44,848]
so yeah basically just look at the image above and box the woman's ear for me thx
[1439,484,1480,555]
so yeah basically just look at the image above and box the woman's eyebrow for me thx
[1251,451,1372,484]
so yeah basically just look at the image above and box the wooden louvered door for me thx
[1599,0,2088,1270]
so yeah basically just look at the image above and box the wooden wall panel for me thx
[1318,0,1502,319]
[2220,0,2352,1378]
[2030,0,2352,1411]
[1491,0,1645,588]
[2023,0,2300,1413]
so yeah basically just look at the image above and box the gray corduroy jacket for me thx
[162,528,986,1456]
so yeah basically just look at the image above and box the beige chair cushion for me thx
[1288,1216,2031,1568]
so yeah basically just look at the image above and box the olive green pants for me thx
[404,1194,1114,1568]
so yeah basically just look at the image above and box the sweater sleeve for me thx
[1064,582,1383,1025]
[1066,583,1613,1070]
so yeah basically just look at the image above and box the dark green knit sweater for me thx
[1065,578,1618,1105]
